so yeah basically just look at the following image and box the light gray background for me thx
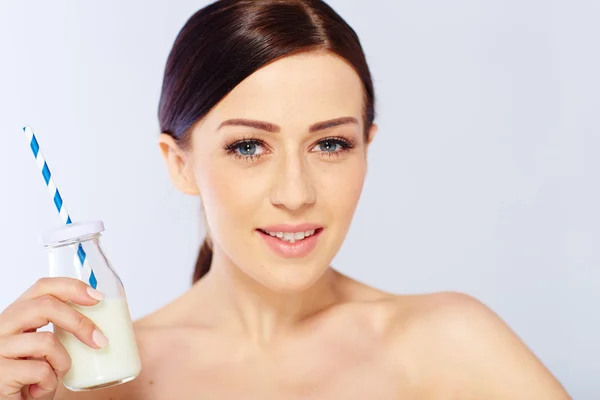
[0,1,598,398]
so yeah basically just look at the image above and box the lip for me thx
[259,223,323,233]
[257,227,323,258]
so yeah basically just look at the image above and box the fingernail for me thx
[93,330,109,348]
[87,287,105,301]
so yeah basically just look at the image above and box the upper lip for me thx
[259,223,323,233]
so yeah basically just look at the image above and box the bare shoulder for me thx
[387,291,571,399]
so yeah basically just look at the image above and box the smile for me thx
[256,226,324,258]
[258,229,318,243]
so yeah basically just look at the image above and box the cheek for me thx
[194,157,268,233]
[314,157,367,217]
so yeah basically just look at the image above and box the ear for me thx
[363,123,379,171]
[367,123,378,145]
[158,133,200,196]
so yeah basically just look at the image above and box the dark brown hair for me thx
[158,0,376,284]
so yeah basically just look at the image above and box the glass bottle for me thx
[42,221,141,391]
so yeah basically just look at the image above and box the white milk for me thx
[54,298,142,390]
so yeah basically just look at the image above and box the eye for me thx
[224,139,267,161]
[236,141,262,156]
[310,137,354,154]
[317,139,341,152]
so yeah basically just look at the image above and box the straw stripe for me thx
[30,136,40,157]
[53,191,63,213]
[42,163,51,185]
[77,245,86,264]
[22,126,97,289]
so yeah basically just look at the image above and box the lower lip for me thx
[257,229,322,258]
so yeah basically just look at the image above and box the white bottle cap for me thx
[41,221,105,246]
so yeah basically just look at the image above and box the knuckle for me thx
[35,277,52,291]
[39,331,59,348]
[37,362,55,381]
[43,364,55,380]
[74,312,89,332]
[70,279,83,294]
[38,294,59,310]
[70,277,85,286]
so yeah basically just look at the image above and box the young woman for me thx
[0,1,570,399]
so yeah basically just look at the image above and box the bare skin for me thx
[51,270,568,400]
[0,52,570,399]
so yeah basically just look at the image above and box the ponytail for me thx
[193,236,213,283]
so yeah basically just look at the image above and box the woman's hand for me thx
[0,278,107,400]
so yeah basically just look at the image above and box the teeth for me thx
[263,229,318,243]
[283,232,295,241]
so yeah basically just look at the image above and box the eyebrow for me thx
[217,116,359,133]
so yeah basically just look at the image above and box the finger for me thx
[29,382,57,400]
[0,358,57,397]
[16,277,104,305]
[0,296,106,349]
[0,277,103,336]
[0,332,71,379]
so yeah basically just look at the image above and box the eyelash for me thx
[222,135,358,162]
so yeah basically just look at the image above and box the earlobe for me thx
[158,133,200,196]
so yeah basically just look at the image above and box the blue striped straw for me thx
[22,126,98,289]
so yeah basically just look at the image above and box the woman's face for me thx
[161,51,377,293]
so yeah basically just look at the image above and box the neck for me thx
[196,246,341,344]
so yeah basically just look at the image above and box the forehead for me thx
[203,51,365,132]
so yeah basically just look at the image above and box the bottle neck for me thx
[45,233,102,249]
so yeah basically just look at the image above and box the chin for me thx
[246,260,331,294]
[218,227,340,293]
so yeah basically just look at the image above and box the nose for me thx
[269,155,316,211]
